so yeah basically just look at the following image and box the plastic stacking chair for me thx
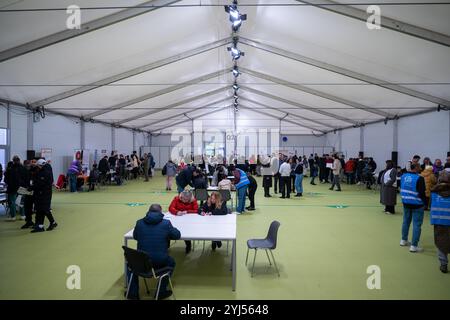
[122,246,175,300]
[245,221,281,277]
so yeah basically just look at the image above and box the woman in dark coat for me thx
[31,160,57,233]
[199,192,228,250]
[380,160,398,214]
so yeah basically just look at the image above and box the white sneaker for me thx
[400,240,411,246]
[6,216,16,221]
[20,216,26,220]
[409,246,423,253]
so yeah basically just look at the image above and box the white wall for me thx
[397,111,450,167]
[34,114,81,178]
[115,127,133,155]
[9,107,27,161]
[5,107,142,179]
[326,111,450,169]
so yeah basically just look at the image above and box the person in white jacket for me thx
[329,154,342,191]
[279,158,292,198]
[271,153,281,194]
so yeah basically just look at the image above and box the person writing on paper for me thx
[128,204,181,300]
[168,191,198,253]
[199,191,228,250]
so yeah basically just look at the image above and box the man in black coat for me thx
[4,156,23,221]
[246,173,258,211]
[98,156,109,184]
[31,159,57,233]
[20,160,35,229]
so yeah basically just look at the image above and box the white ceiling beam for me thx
[0,0,182,63]
[239,97,333,132]
[148,105,231,133]
[30,38,231,108]
[84,68,230,119]
[299,0,450,47]
[239,104,326,134]
[240,37,450,108]
[136,97,230,129]
[241,67,392,118]
[116,86,229,125]
[240,85,358,125]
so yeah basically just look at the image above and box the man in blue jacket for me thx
[127,204,181,300]
[400,163,426,253]
[175,165,198,193]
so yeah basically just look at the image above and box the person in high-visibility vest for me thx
[400,163,427,253]
[231,165,250,214]
[430,169,450,273]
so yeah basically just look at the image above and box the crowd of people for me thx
[1,149,449,293]
[1,156,57,232]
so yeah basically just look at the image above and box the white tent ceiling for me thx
[0,0,449,135]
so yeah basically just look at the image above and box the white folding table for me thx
[123,213,237,291]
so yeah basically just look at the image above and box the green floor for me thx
[0,174,449,300]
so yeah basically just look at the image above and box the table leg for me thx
[232,239,236,291]
[124,237,128,288]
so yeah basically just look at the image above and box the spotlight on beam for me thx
[224,4,247,32]
[227,46,244,60]
[232,66,240,78]
[232,83,239,91]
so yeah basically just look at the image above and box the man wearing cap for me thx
[31,159,57,233]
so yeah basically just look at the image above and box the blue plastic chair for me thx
[245,221,281,277]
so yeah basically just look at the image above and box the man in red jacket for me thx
[168,190,198,253]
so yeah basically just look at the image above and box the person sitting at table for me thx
[128,203,181,300]
[199,191,228,250]
[218,174,232,190]
[168,191,199,253]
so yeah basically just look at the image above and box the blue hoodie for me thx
[133,211,181,264]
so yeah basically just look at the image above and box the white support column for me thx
[359,126,364,155]
[27,110,34,151]
[393,118,399,152]
[6,102,11,161]
[80,121,85,150]
[111,126,116,151]
[132,131,136,152]
[448,111,450,153]
[337,130,342,153]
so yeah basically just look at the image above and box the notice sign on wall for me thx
[41,148,52,162]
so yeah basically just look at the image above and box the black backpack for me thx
[162,164,167,176]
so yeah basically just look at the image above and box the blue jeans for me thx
[176,184,184,193]
[127,256,175,298]
[69,173,77,192]
[237,185,248,213]
[401,207,424,247]
[295,174,304,194]
[7,193,17,217]
[438,250,448,266]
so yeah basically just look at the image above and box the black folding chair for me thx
[122,246,175,300]
[245,221,281,277]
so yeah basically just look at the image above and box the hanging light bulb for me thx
[232,65,240,77]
